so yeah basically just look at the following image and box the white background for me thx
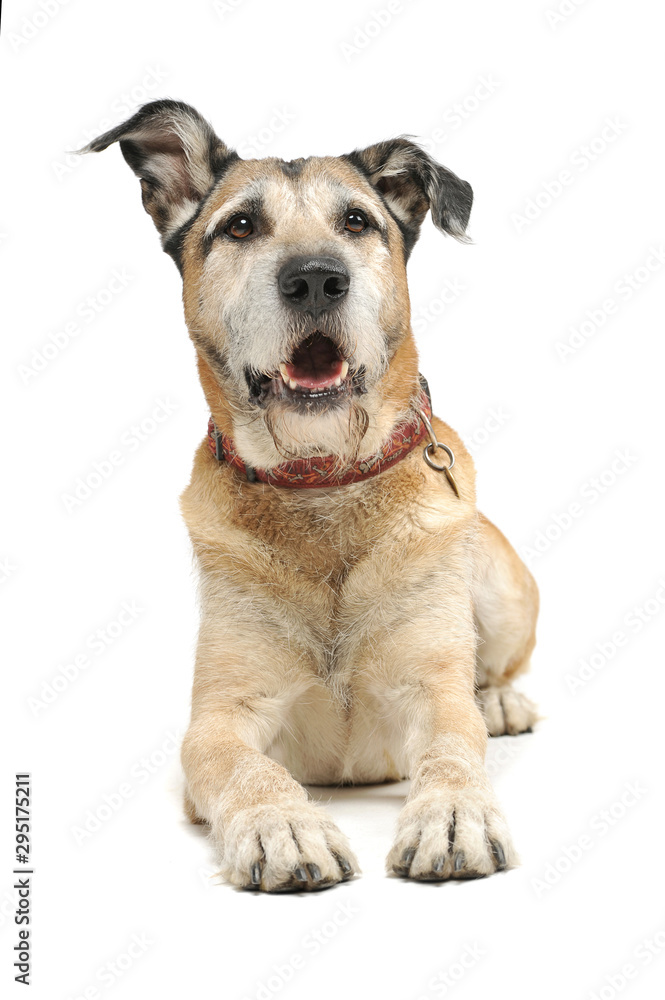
[2,0,665,997]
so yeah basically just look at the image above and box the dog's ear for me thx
[347,138,473,256]
[80,99,236,247]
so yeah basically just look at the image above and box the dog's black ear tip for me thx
[73,99,209,159]
[445,180,473,243]
[433,204,473,244]
[73,136,111,156]
[440,223,473,245]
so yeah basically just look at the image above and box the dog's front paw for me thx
[387,787,518,881]
[218,799,359,892]
[476,685,539,736]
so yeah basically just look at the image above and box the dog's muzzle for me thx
[244,257,359,408]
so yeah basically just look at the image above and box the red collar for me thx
[207,380,433,489]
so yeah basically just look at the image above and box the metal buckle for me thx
[417,409,460,498]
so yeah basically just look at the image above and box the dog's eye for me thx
[344,210,368,233]
[226,215,254,239]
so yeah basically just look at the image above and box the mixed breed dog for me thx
[84,100,539,891]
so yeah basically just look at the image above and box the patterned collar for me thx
[207,377,433,489]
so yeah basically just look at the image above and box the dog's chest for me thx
[209,470,473,783]
[229,477,467,682]
[249,505,460,784]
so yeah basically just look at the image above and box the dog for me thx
[83,99,539,891]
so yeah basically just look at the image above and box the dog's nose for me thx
[278,256,350,317]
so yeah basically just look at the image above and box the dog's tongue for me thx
[283,334,343,389]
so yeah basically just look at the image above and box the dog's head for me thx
[84,100,472,464]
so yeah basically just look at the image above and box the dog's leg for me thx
[473,513,540,736]
[182,712,358,891]
[181,628,358,892]
[384,653,519,880]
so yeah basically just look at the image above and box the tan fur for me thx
[180,392,538,885]
[175,156,538,889]
[86,106,538,889]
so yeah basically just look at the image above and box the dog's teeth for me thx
[279,363,290,382]
[340,361,349,380]
[288,379,299,390]
[333,377,342,387]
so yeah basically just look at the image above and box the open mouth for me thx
[280,332,348,393]
[246,332,365,406]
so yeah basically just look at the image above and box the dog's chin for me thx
[244,331,366,412]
